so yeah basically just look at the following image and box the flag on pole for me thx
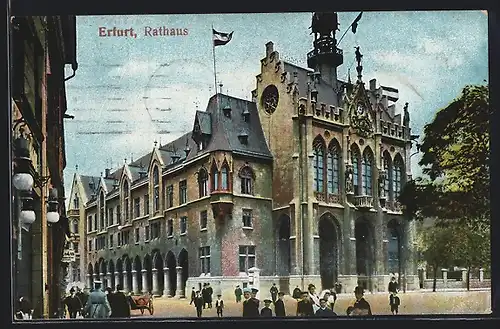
[213,29,234,47]
[351,12,363,34]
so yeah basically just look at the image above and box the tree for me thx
[399,84,490,227]
[418,225,458,292]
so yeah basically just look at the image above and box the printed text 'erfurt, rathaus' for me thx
[98,26,190,38]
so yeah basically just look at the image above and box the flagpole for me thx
[337,12,362,47]
[212,25,218,103]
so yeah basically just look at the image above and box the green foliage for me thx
[418,224,456,269]
[399,84,490,226]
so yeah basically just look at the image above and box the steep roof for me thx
[79,175,100,199]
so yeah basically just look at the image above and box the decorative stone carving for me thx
[275,61,281,73]
[345,164,354,194]
[378,169,387,200]
[281,72,287,83]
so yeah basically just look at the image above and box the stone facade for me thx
[71,13,419,302]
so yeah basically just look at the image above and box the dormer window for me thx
[242,108,250,122]
[153,166,160,212]
[238,131,249,145]
[223,105,232,118]
[197,140,205,152]
[99,191,106,230]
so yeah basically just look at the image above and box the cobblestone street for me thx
[129,289,491,318]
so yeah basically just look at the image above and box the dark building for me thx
[10,16,77,318]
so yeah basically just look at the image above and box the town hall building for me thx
[66,12,418,301]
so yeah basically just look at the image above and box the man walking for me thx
[190,287,196,305]
[64,288,82,318]
[270,283,278,303]
[110,284,130,318]
[234,285,243,303]
[242,288,259,317]
[194,291,204,318]
[83,281,112,318]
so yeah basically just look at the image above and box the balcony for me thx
[67,209,80,217]
[353,195,374,209]
[314,192,341,205]
[210,191,234,224]
[386,200,402,213]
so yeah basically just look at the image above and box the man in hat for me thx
[292,285,301,300]
[110,284,130,318]
[242,287,259,317]
[83,281,111,318]
[215,294,224,317]
[193,291,204,317]
[201,283,208,309]
[64,287,83,318]
[260,299,273,317]
[250,287,260,308]
[315,298,336,317]
[296,291,314,317]
[270,283,278,303]
[190,287,196,305]
[348,286,372,316]
[274,292,286,317]
[234,285,243,303]
[206,283,214,308]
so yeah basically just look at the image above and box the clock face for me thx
[261,85,279,115]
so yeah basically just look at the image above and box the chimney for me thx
[105,168,110,178]
[265,41,274,57]
[369,79,377,91]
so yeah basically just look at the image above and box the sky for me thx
[63,11,489,201]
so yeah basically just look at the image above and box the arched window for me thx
[72,219,79,234]
[383,152,391,199]
[73,193,79,209]
[123,180,129,220]
[393,156,404,199]
[239,166,254,195]
[198,168,209,197]
[99,191,105,230]
[211,164,219,191]
[362,149,373,196]
[153,166,160,212]
[351,145,361,195]
[327,140,340,195]
[221,164,229,190]
[313,137,325,193]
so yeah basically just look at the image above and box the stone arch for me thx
[133,255,142,293]
[387,219,403,279]
[355,218,376,291]
[276,214,291,276]
[178,249,189,297]
[143,254,153,294]
[166,251,177,296]
[116,257,124,290]
[313,134,326,148]
[87,263,94,287]
[210,160,219,191]
[108,259,115,289]
[152,250,164,296]
[124,256,133,293]
[318,212,341,290]
[98,258,108,287]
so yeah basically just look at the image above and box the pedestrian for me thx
[194,291,204,318]
[234,285,243,303]
[110,284,131,318]
[242,287,259,317]
[190,287,196,305]
[270,283,278,303]
[389,291,400,315]
[260,299,273,317]
[388,276,399,294]
[250,287,260,308]
[307,284,320,313]
[274,292,286,317]
[206,283,213,308]
[83,281,112,318]
[315,298,337,317]
[215,294,224,317]
[347,286,372,316]
[328,289,337,310]
[296,291,314,317]
[64,288,82,318]
[201,283,208,309]
[75,288,86,316]
[292,285,301,300]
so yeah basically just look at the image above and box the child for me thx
[215,294,224,317]
[260,299,273,317]
[389,292,400,315]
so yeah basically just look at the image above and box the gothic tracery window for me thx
[198,168,209,197]
[393,156,404,199]
[327,140,341,195]
[313,137,325,193]
[211,164,219,191]
[239,166,254,195]
[361,149,373,196]
[221,164,229,190]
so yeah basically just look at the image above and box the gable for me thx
[347,82,375,138]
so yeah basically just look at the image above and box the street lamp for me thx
[12,135,34,192]
[19,191,36,225]
[46,188,60,224]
